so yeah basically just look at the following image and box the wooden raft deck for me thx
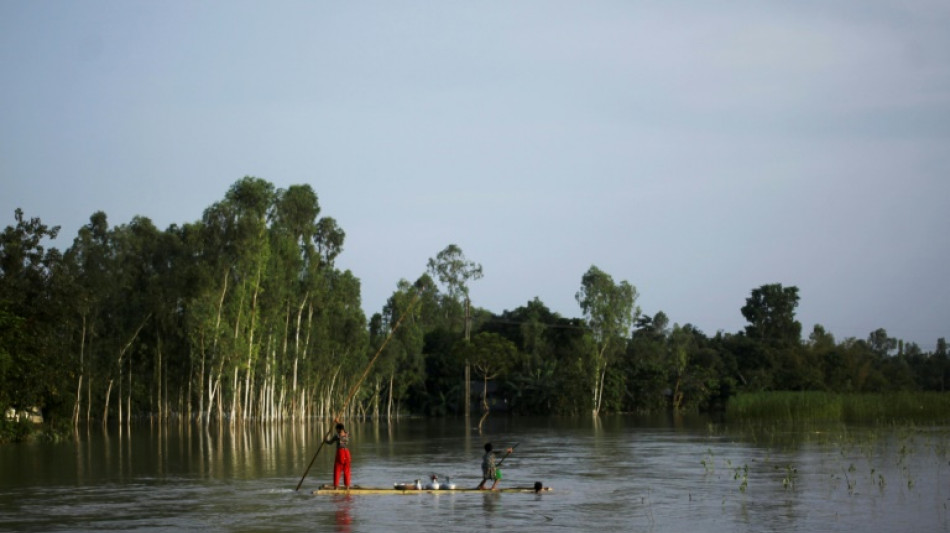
[312,484,552,495]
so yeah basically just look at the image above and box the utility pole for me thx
[464,297,471,416]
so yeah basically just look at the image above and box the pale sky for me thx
[2,1,948,349]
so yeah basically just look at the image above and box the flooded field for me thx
[1,415,947,532]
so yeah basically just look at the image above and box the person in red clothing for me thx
[325,420,351,488]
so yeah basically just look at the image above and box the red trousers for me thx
[333,448,351,487]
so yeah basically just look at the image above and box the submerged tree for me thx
[456,331,518,432]
[576,265,639,416]
[426,244,483,415]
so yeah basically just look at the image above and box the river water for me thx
[1,415,948,532]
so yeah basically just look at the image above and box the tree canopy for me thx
[2,178,947,434]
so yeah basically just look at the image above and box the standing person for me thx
[476,442,512,490]
[325,420,351,489]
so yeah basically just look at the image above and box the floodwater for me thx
[1,415,948,532]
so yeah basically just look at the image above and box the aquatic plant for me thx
[701,449,715,474]
[780,464,797,489]
[733,463,748,493]
[842,467,855,495]
[727,391,950,424]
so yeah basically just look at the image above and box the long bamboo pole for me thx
[294,289,421,491]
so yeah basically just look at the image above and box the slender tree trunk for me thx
[300,302,314,419]
[373,376,382,420]
[595,364,607,416]
[164,347,169,420]
[157,336,162,422]
[217,376,224,420]
[291,293,307,419]
[259,335,270,421]
[243,365,252,420]
[230,276,248,423]
[478,375,490,432]
[206,371,219,423]
[231,366,240,422]
[277,376,285,421]
[269,346,277,421]
[73,375,83,427]
[275,306,287,421]
[672,375,683,412]
[387,372,394,421]
[197,333,205,422]
[103,378,113,427]
[73,314,87,427]
[465,298,471,416]
[206,371,214,423]
[86,377,92,424]
[115,314,150,424]
[207,271,228,422]
[188,340,195,422]
[241,246,265,422]
[592,345,608,416]
[118,367,123,425]
[257,377,266,422]
[126,350,132,425]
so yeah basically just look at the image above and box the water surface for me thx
[1,415,947,532]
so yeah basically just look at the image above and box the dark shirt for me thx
[326,432,349,449]
[481,451,497,479]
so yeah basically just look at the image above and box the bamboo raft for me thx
[312,483,552,495]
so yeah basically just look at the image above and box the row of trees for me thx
[405,278,949,419]
[1,178,365,428]
[2,177,948,429]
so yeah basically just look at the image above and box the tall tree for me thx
[575,265,639,416]
[426,244,483,414]
[741,284,802,346]
[64,211,116,425]
[867,328,897,357]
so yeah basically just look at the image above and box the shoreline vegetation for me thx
[3,178,948,440]
[5,391,950,445]
[726,391,950,424]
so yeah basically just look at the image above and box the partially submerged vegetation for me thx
[2,177,948,430]
[0,417,71,444]
[726,391,950,424]
[704,398,950,501]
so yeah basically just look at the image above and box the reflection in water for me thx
[332,494,353,533]
[480,491,500,515]
[0,416,948,532]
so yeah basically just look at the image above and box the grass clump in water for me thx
[726,391,950,424]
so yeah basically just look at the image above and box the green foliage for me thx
[426,244,483,304]
[576,265,640,414]
[2,192,948,426]
[0,177,372,426]
[741,284,802,346]
[0,209,70,419]
[460,332,518,385]
[0,418,35,444]
[727,391,950,423]
[0,307,23,409]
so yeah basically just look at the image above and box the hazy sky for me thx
[2,1,948,348]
